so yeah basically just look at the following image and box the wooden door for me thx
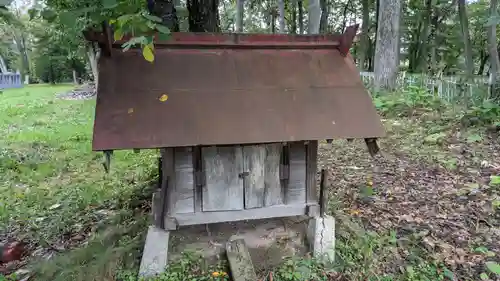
[202,146,244,211]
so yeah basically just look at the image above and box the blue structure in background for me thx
[0,72,23,90]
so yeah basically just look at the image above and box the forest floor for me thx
[0,85,499,281]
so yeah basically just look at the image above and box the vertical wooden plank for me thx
[306,141,318,204]
[286,142,306,204]
[243,145,266,209]
[161,148,175,216]
[171,147,195,214]
[264,143,283,206]
[202,146,244,211]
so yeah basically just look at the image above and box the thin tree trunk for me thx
[488,0,500,99]
[0,55,7,73]
[153,0,180,31]
[340,0,351,33]
[291,0,297,34]
[374,0,401,91]
[308,0,321,34]
[429,12,438,75]
[187,0,220,32]
[417,0,432,72]
[278,0,285,33]
[372,0,380,67]
[86,43,100,87]
[458,0,473,78]
[298,0,304,34]
[477,53,488,75]
[271,9,276,33]
[319,0,328,33]
[358,0,370,70]
[236,0,244,32]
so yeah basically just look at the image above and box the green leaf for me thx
[466,134,483,143]
[480,272,489,280]
[443,267,454,279]
[0,0,13,6]
[485,261,500,275]
[490,176,500,186]
[40,9,56,21]
[475,246,489,254]
[142,44,154,62]
[158,32,170,41]
[27,8,38,20]
[114,29,124,41]
[143,14,162,23]
[117,14,133,26]
[59,11,77,27]
[102,0,118,9]
[156,24,170,34]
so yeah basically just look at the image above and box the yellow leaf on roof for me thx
[159,94,169,102]
[142,44,154,62]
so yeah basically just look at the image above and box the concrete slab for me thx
[306,215,335,262]
[139,226,170,277]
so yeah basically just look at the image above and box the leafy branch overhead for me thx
[28,0,172,62]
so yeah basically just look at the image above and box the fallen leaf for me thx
[159,94,169,102]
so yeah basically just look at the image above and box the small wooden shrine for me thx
[85,24,385,276]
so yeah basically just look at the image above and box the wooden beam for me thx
[164,203,317,228]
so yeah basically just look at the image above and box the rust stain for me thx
[90,24,385,151]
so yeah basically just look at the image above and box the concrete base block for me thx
[306,216,335,262]
[139,226,170,277]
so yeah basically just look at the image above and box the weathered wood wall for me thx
[157,141,318,229]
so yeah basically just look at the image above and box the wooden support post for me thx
[319,169,326,217]
[226,236,257,281]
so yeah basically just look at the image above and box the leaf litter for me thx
[319,118,500,280]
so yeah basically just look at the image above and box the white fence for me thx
[359,72,490,105]
[0,73,23,90]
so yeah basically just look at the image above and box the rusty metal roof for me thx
[89,25,385,151]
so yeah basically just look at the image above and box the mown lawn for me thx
[0,85,156,280]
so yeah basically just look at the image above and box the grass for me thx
[1,84,499,281]
[0,85,157,280]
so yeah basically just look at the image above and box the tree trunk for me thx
[235,0,244,32]
[358,0,370,70]
[187,0,220,32]
[477,53,488,75]
[373,0,401,91]
[429,12,438,75]
[319,0,328,33]
[488,0,500,99]
[86,43,99,87]
[278,0,285,33]
[458,0,473,78]
[308,0,321,34]
[417,0,432,72]
[298,0,304,34]
[0,55,7,73]
[340,0,351,33]
[291,0,297,34]
[372,0,380,68]
[153,0,180,31]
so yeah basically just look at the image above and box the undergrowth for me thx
[1,85,500,281]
